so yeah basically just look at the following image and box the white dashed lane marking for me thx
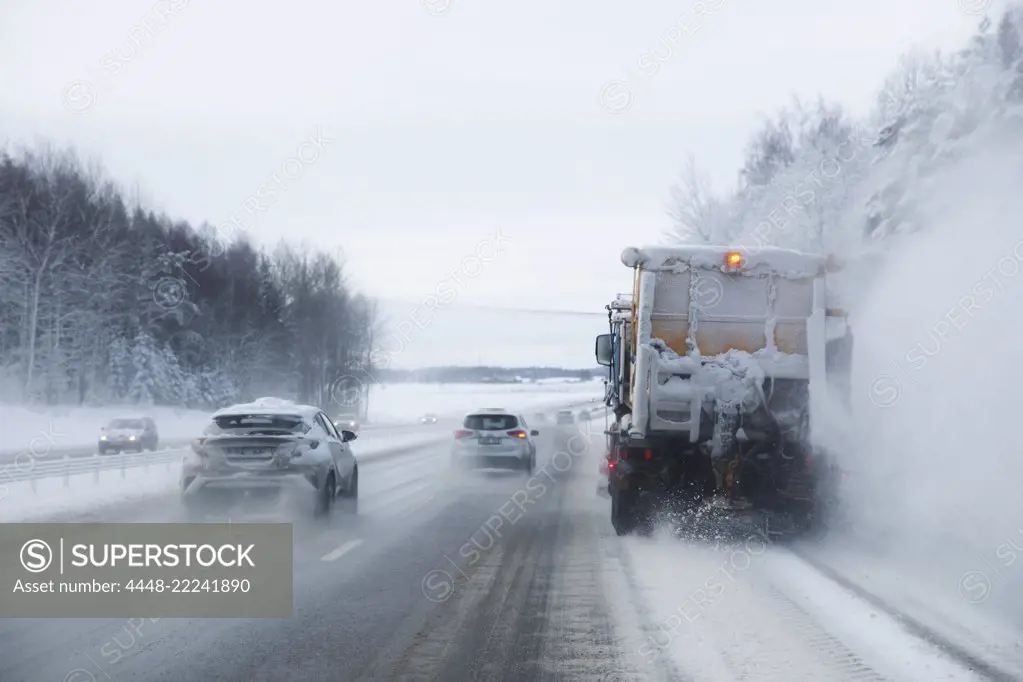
[321,538,364,562]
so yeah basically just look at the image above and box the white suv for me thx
[181,398,359,520]
[451,409,538,473]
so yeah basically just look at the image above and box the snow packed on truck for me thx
[595,245,853,538]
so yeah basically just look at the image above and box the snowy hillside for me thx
[668,6,1023,281]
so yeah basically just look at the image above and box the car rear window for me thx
[207,414,310,435]
[463,414,519,431]
[108,419,144,429]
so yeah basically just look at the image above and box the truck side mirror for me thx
[595,334,613,366]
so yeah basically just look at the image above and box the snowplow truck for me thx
[595,245,853,537]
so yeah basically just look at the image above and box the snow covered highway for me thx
[1,418,1017,682]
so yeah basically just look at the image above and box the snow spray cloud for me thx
[868,240,1023,409]
[841,121,1023,625]
[62,0,191,115]
[599,0,726,114]
[420,423,597,604]
[327,226,512,409]
[62,617,163,682]
[958,523,1023,605]
[0,421,67,511]
[150,127,335,311]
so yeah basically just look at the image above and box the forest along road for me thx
[0,421,1002,682]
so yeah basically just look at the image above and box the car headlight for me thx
[129,435,136,440]
[100,435,107,441]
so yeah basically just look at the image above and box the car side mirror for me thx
[530,429,539,436]
[595,333,613,366]
[341,430,357,442]
[309,439,320,450]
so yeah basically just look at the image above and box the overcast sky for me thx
[0,0,992,367]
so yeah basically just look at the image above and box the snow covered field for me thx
[0,380,603,452]
[361,379,603,422]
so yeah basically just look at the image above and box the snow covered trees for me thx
[0,147,376,407]
[666,4,1023,261]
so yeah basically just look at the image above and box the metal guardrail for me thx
[0,400,605,491]
[0,448,184,494]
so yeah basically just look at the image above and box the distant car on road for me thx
[555,410,575,426]
[451,410,538,473]
[99,417,158,454]
[419,413,438,424]
[181,398,358,521]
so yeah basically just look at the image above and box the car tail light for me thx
[608,460,616,472]
[507,429,528,439]
[454,429,474,439]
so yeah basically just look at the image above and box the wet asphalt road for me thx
[0,417,623,682]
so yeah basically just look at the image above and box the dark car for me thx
[99,417,159,454]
